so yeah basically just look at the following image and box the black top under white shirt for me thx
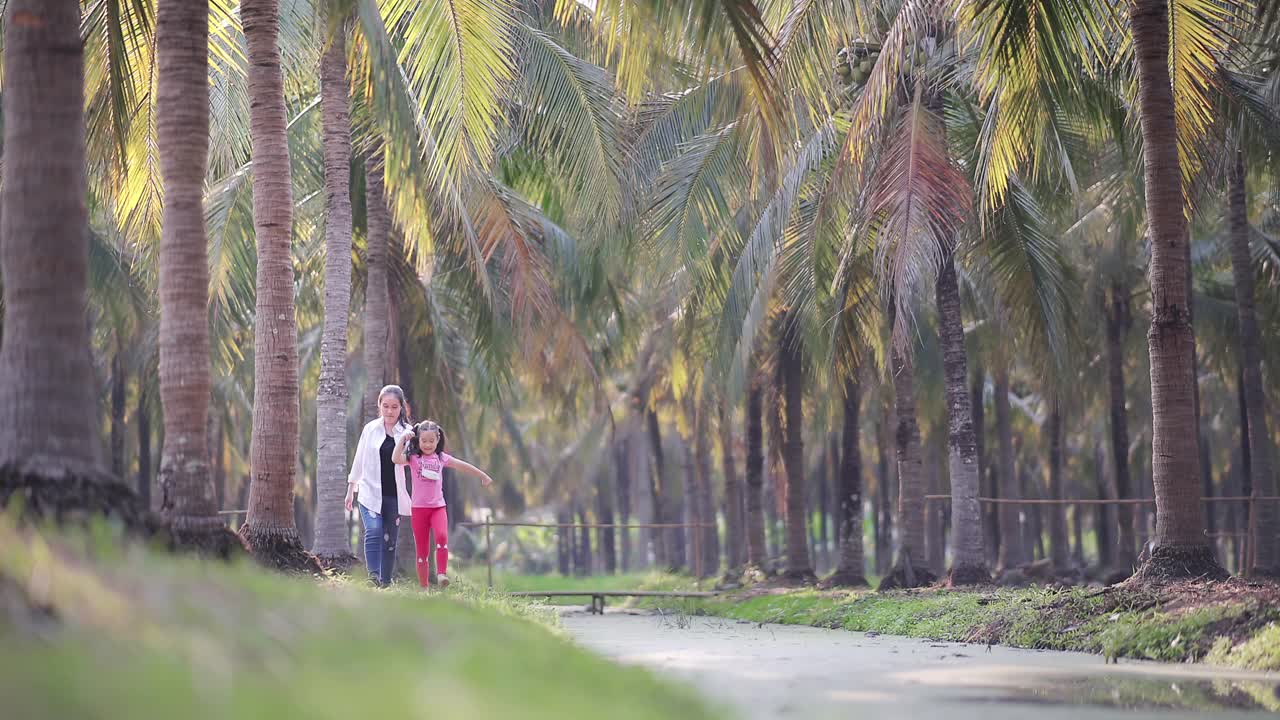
[379,435,397,497]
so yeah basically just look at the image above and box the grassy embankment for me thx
[606,568,1280,671]
[0,519,721,720]
[507,570,1280,672]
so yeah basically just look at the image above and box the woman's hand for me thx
[345,485,356,512]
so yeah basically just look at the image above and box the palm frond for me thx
[554,0,779,117]
[863,91,970,350]
[626,71,746,203]
[380,0,516,176]
[351,0,494,302]
[1169,0,1247,189]
[966,177,1073,370]
[718,117,840,393]
[645,122,748,276]
[513,21,625,233]
[958,0,1111,205]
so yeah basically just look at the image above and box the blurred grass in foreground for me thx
[0,517,719,720]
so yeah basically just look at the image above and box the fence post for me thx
[486,516,494,590]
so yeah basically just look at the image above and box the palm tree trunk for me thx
[821,435,836,570]
[1237,365,1252,572]
[694,400,719,577]
[645,408,671,569]
[556,508,571,575]
[0,0,119,504]
[576,504,592,576]
[212,418,225,511]
[926,436,946,576]
[137,388,153,510]
[596,466,617,574]
[1072,474,1086,568]
[614,435,632,571]
[875,408,894,575]
[1128,0,1221,578]
[994,364,1025,571]
[720,401,745,572]
[883,340,932,588]
[780,317,814,582]
[827,375,868,586]
[682,432,701,572]
[111,350,127,478]
[936,250,990,584]
[364,150,392,414]
[241,0,310,568]
[973,369,998,567]
[1104,283,1138,571]
[767,396,783,561]
[1046,398,1070,570]
[155,0,235,553]
[312,8,356,565]
[1228,153,1278,575]
[744,378,768,572]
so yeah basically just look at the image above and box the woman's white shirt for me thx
[347,418,412,516]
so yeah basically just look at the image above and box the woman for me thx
[345,385,414,586]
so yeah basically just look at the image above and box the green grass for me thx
[453,570,701,605]
[0,520,720,720]
[625,579,1280,672]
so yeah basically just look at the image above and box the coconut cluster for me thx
[836,42,932,94]
[835,43,880,89]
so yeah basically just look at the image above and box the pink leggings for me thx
[410,505,449,586]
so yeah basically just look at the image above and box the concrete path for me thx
[560,609,1280,719]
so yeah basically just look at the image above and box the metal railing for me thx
[457,519,717,588]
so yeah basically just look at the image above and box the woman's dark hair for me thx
[408,420,446,457]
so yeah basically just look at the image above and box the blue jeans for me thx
[359,495,400,586]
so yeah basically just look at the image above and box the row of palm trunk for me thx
[0,0,1269,581]
[0,0,382,566]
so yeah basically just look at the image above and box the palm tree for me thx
[0,0,140,519]
[936,248,990,584]
[240,0,310,568]
[1227,152,1278,575]
[779,311,814,582]
[825,374,868,587]
[966,0,1239,580]
[1127,0,1222,578]
[1103,280,1138,572]
[884,330,932,588]
[154,0,240,554]
[1045,396,1070,570]
[993,362,1026,571]
[312,4,358,567]
[719,399,747,572]
[744,375,768,574]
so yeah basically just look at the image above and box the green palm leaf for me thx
[513,21,624,232]
[380,0,516,176]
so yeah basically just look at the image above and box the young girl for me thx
[392,420,492,587]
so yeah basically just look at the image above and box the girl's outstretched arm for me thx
[449,459,493,487]
[391,431,413,465]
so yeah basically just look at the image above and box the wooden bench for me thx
[508,590,719,615]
